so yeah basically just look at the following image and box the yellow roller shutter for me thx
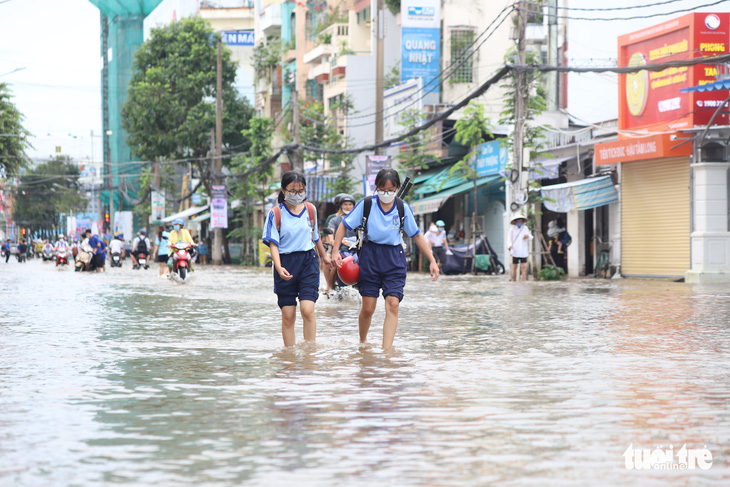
[622,156,690,277]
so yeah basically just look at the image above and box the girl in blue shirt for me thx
[262,171,332,346]
[332,169,439,349]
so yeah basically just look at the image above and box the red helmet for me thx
[337,255,360,285]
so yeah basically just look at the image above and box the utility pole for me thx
[547,0,559,111]
[212,37,224,266]
[108,159,114,236]
[290,87,303,171]
[514,5,528,190]
[374,0,385,155]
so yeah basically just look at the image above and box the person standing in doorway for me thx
[548,217,567,273]
[262,171,333,347]
[425,220,449,269]
[508,214,533,282]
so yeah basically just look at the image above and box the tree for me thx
[0,82,32,178]
[122,16,254,211]
[450,101,493,273]
[13,155,87,234]
[228,116,275,265]
[396,109,439,179]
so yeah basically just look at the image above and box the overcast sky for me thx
[0,0,726,163]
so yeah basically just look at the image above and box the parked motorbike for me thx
[75,245,95,272]
[170,242,193,282]
[110,251,123,268]
[55,248,69,267]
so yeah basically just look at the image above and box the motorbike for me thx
[134,252,149,270]
[170,241,193,282]
[55,248,69,267]
[75,245,95,272]
[42,246,55,262]
[110,251,123,268]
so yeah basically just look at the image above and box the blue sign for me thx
[223,31,254,46]
[407,6,435,16]
[401,27,440,93]
[473,140,508,177]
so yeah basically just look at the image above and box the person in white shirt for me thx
[424,220,450,268]
[131,229,152,269]
[507,214,533,282]
[54,235,68,249]
[109,235,125,256]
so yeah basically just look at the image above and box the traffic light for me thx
[105,212,110,223]
[21,228,26,236]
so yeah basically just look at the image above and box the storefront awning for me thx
[411,175,501,215]
[191,212,210,222]
[680,79,730,93]
[161,205,209,223]
[413,167,467,195]
[541,176,618,213]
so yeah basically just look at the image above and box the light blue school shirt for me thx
[262,202,320,254]
[343,195,420,246]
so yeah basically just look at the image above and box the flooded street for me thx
[1,259,729,486]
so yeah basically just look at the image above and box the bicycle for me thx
[593,236,611,279]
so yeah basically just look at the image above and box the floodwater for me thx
[1,258,729,487]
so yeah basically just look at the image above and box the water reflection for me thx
[1,261,729,485]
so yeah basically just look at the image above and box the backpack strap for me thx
[273,203,316,240]
[395,197,405,231]
[361,196,373,238]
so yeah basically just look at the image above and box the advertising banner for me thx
[223,31,254,46]
[472,140,508,177]
[364,155,392,196]
[114,211,134,241]
[401,0,441,94]
[151,190,165,225]
[618,13,730,131]
[383,78,424,141]
[211,185,228,229]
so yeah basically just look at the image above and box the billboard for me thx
[211,185,228,229]
[472,140,508,177]
[618,13,730,132]
[401,0,441,94]
[383,78,424,141]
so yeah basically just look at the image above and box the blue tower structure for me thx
[88,1,163,221]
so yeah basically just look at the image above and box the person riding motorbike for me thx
[131,229,151,269]
[54,235,69,250]
[167,219,196,272]
[84,229,106,272]
[109,235,125,267]
[324,193,357,294]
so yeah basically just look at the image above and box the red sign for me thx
[618,13,730,132]
[595,133,692,165]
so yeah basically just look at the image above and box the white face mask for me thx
[285,193,306,205]
[377,190,396,204]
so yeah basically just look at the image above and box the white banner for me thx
[211,185,228,229]
[151,190,165,224]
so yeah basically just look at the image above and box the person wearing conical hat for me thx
[508,213,533,281]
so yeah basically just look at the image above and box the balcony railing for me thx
[200,0,253,8]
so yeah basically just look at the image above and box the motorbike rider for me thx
[42,240,54,257]
[324,193,357,294]
[54,235,69,250]
[109,235,125,263]
[84,229,106,272]
[167,219,196,272]
[131,229,151,269]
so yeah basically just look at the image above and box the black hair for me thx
[85,229,91,235]
[278,170,307,204]
[374,168,400,190]
[556,217,565,227]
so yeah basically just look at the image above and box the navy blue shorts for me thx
[358,242,407,302]
[274,249,320,308]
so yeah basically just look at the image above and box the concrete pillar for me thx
[686,162,730,283]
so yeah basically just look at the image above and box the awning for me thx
[414,167,478,195]
[306,174,339,203]
[411,175,501,215]
[191,212,210,223]
[161,205,209,223]
[541,176,618,212]
[680,79,730,93]
[531,152,590,180]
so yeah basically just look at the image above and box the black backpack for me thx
[355,196,406,253]
[136,236,148,253]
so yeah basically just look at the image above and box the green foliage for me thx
[122,16,253,165]
[385,0,400,16]
[13,155,87,233]
[313,7,348,38]
[318,32,332,45]
[229,116,275,264]
[384,62,401,89]
[450,101,492,182]
[252,36,282,82]
[396,109,438,173]
[0,83,32,177]
[537,264,565,281]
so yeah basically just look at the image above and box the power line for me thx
[524,0,690,11]
[519,0,730,21]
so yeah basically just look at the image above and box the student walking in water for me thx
[332,169,439,349]
[262,171,332,346]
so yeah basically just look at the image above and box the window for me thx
[450,29,475,83]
